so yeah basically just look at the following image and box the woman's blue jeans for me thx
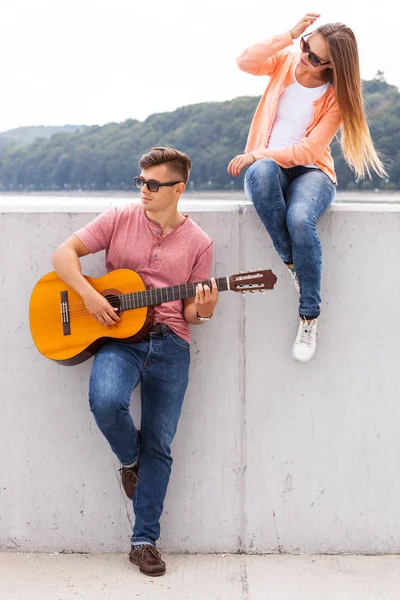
[88,328,190,547]
[244,159,336,319]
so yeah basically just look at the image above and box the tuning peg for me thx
[250,290,255,294]
[259,290,265,294]
[242,291,246,295]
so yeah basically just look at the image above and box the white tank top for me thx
[267,63,330,168]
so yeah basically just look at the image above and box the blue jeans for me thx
[88,327,190,547]
[245,159,336,319]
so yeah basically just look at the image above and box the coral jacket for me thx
[237,31,342,183]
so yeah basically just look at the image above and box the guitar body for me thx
[29,269,152,365]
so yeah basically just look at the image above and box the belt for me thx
[149,323,172,335]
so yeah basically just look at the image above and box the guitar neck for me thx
[120,276,229,310]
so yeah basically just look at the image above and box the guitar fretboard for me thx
[119,277,229,310]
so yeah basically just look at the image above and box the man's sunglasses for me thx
[134,176,182,193]
[300,34,331,68]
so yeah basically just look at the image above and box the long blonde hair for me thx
[317,23,387,179]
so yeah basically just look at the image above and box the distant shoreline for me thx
[1,190,400,203]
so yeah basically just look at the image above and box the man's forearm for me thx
[52,247,95,299]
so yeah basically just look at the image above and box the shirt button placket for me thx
[154,231,161,260]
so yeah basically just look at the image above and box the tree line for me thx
[1,73,399,192]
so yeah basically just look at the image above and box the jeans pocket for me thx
[169,332,190,351]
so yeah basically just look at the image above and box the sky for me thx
[1,0,398,132]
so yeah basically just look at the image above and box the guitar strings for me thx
[61,277,233,312]
[55,274,266,319]
[66,278,229,302]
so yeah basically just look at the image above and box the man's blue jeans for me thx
[88,327,190,547]
[245,159,336,319]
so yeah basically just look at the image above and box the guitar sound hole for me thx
[105,294,121,311]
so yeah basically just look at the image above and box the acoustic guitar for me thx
[29,268,277,365]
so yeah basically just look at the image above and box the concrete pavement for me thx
[1,552,400,600]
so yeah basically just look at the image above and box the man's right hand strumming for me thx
[82,288,120,327]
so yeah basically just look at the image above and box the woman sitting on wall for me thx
[228,13,386,363]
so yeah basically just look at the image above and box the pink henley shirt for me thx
[74,203,213,343]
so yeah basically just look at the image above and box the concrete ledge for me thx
[1,204,400,553]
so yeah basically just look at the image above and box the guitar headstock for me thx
[229,269,277,294]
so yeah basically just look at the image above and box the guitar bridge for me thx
[60,291,71,335]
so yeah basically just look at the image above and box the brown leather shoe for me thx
[119,431,141,500]
[129,545,166,577]
[119,464,140,500]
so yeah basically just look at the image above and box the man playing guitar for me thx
[52,147,218,577]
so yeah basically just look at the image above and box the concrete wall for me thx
[1,203,400,554]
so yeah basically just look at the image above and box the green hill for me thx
[0,125,85,169]
[1,75,399,191]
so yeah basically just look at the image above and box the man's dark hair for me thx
[139,147,192,184]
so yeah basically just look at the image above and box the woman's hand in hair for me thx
[227,153,255,177]
[290,13,320,39]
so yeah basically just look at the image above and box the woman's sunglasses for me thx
[134,176,182,193]
[300,34,331,68]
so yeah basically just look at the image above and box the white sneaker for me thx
[288,267,300,294]
[292,318,318,363]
